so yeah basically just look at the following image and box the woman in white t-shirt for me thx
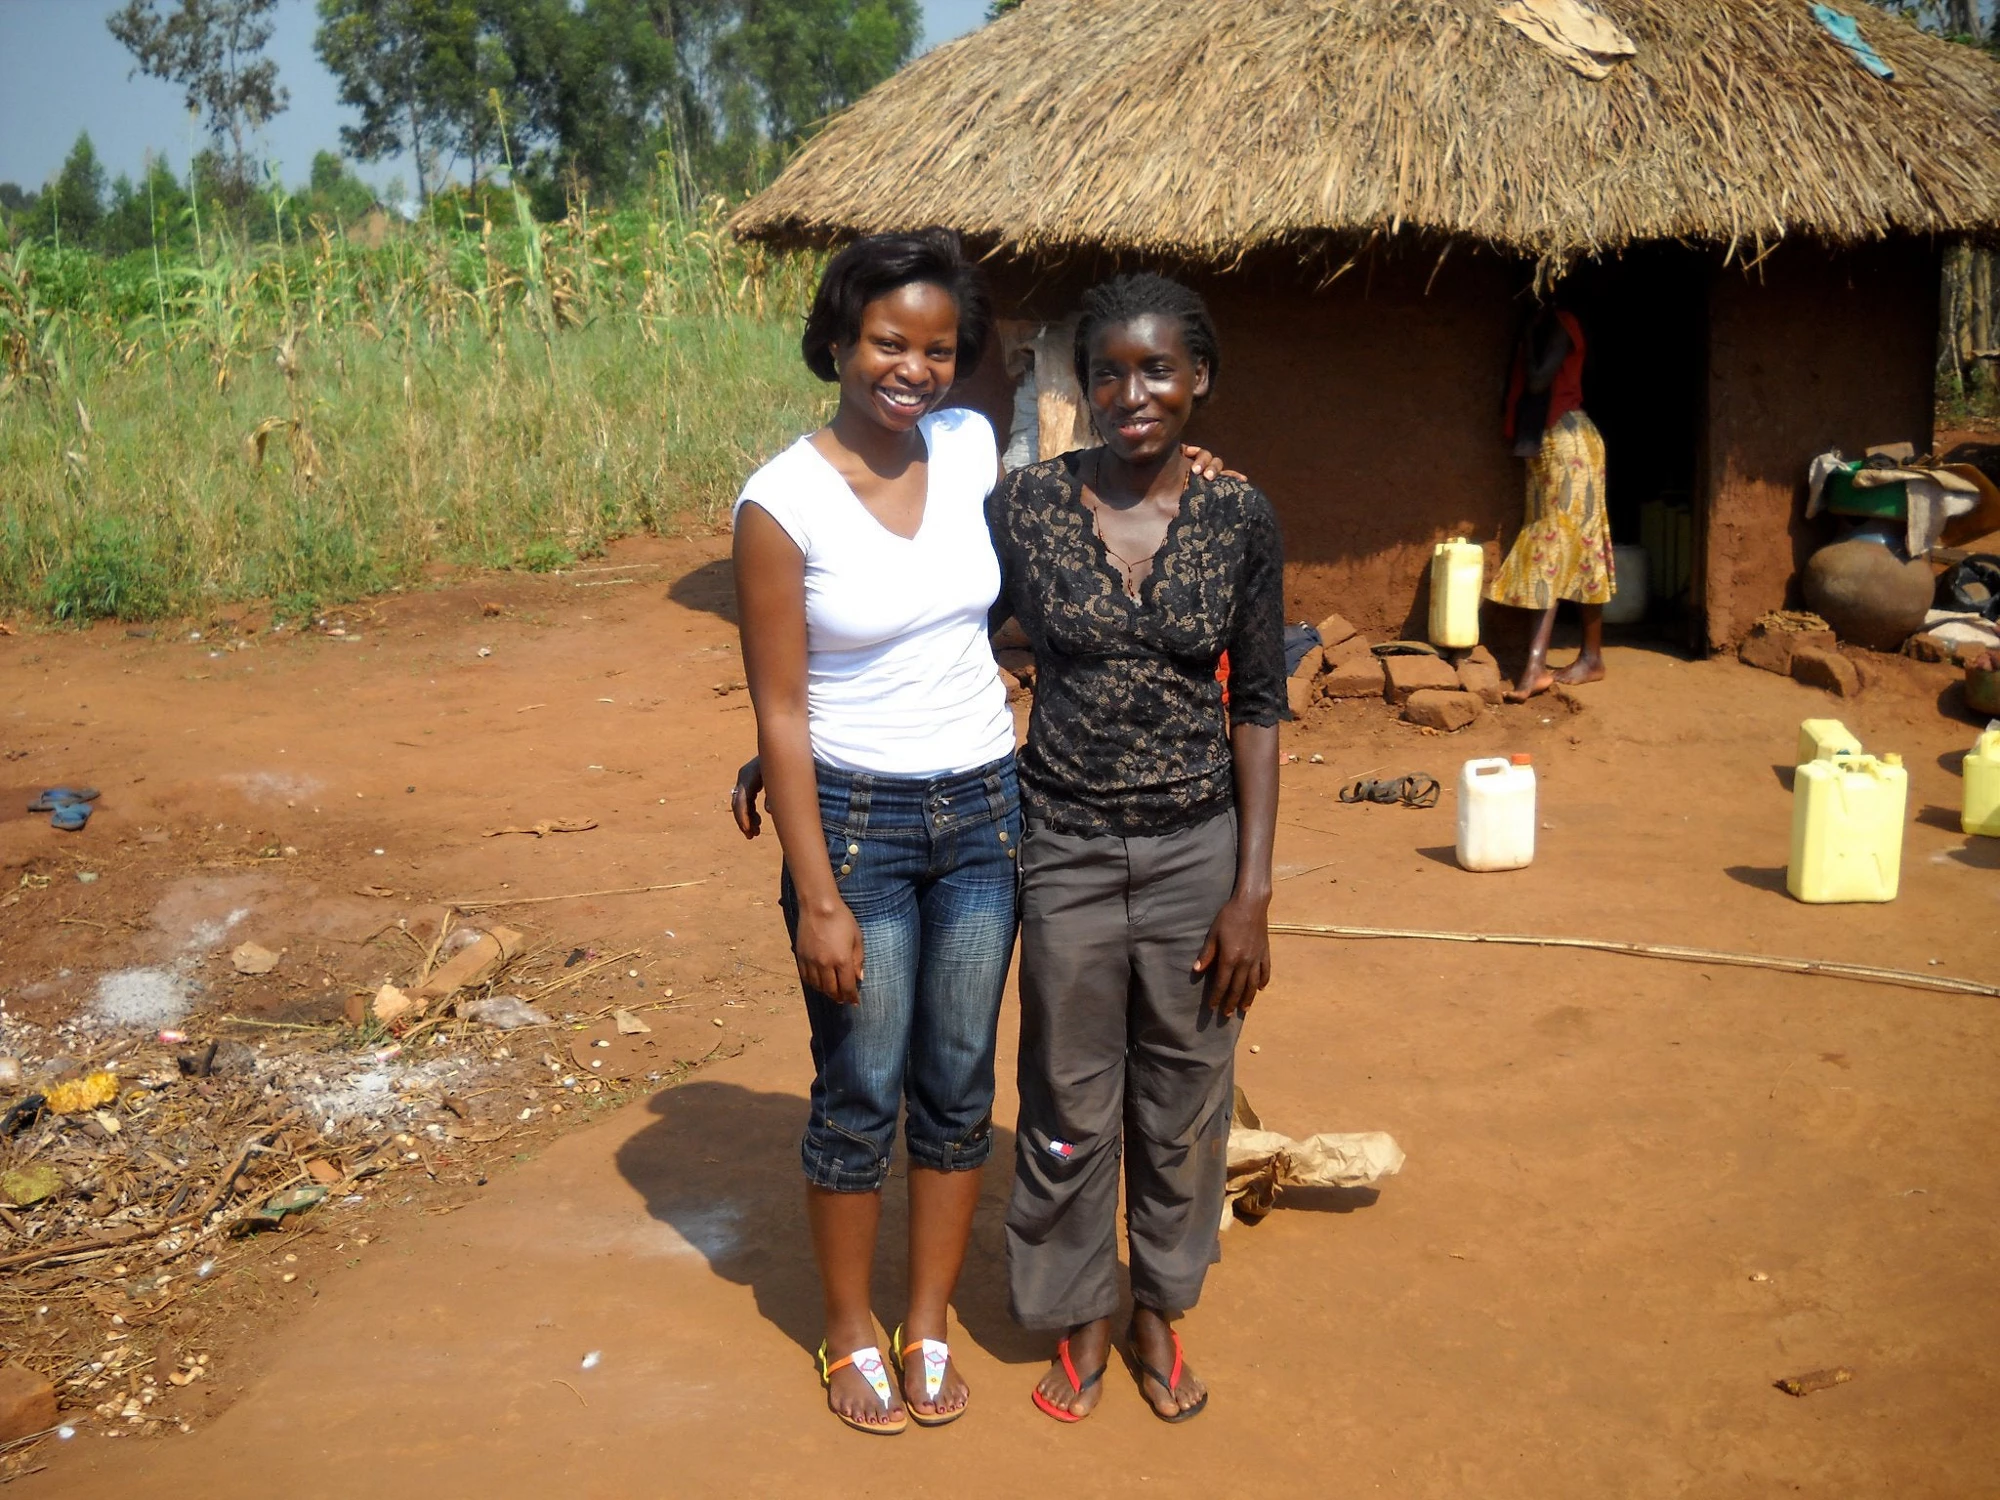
[732,230,1019,1435]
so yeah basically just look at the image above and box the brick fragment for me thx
[1319,655,1386,700]
[1403,689,1482,732]
[0,1365,55,1444]
[1314,613,1359,649]
[1382,652,1459,704]
[1790,646,1862,697]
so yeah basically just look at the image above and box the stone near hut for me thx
[1290,644,1325,681]
[1464,643,1500,670]
[1403,689,1482,732]
[1314,613,1359,650]
[1383,652,1459,704]
[1739,619,1836,676]
[1320,655,1387,700]
[1790,646,1862,698]
[1456,656,1506,705]
[1286,675,1314,718]
[0,1364,56,1443]
[1324,632,1375,669]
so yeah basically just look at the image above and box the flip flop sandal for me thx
[1125,1326,1208,1425]
[27,787,99,812]
[1339,778,1400,805]
[1397,774,1442,809]
[1372,640,1440,657]
[890,1322,963,1427]
[816,1341,906,1436]
[1030,1334,1106,1423]
[49,802,92,831]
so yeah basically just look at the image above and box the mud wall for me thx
[1703,239,1940,648]
[971,250,1527,637]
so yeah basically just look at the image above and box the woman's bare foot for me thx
[825,1339,904,1430]
[1504,668,1558,703]
[1034,1317,1111,1419]
[897,1322,969,1421]
[1553,654,1605,686]
[1128,1306,1208,1419]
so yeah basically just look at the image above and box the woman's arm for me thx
[733,504,865,1005]
[1193,490,1286,1018]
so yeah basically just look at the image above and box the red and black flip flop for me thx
[1030,1335,1106,1423]
[1128,1328,1209,1424]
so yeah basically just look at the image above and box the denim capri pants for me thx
[780,753,1021,1192]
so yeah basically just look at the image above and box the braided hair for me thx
[1071,273,1221,400]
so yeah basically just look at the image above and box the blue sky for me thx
[0,0,988,194]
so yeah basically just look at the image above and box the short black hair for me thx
[1072,273,1221,399]
[801,228,991,382]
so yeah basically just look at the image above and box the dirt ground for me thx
[1,533,1996,1498]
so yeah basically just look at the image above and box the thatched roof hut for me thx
[734,0,2000,647]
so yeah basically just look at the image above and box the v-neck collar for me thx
[1067,450,1200,606]
[802,422,935,544]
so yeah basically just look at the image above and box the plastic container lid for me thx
[1883,752,1903,767]
[1510,753,1533,766]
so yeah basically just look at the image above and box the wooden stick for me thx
[444,879,705,910]
[1267,923,2000,999]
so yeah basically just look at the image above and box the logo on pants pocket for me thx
[1045,1138,1075,1160]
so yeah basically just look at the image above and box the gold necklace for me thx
[1085,452,1160,600]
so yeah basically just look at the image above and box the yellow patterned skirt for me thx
[1486,409,1616,609]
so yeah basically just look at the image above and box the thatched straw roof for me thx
[732,0,2000,263]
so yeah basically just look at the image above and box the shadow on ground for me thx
[669,559,738,624]
[615,1080,1048,1368]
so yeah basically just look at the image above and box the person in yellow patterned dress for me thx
[1486,303,1615,702]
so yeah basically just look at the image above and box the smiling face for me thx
[830,281,961,435]
[1083,313,1210,465]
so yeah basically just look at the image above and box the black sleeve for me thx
[1224,485,1289,726]
[986,472,1022,635]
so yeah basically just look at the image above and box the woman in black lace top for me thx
[996,274,1283,1426]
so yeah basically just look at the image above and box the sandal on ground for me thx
[28,787,98,812]
[889,1322,963,1427]
[1030,1334,1106,1424]
[1124,1325,1209,1424]
[816,1341,906,1436]
[49,801,92,831]
[1340,774,1439,809]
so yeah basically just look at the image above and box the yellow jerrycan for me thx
[1788,753,1906,903]
[1964,729,2000,837]
[1429,538,1484,650]
[1796,718,1862,765]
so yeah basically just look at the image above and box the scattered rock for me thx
[346,982,419,1028]
[1464,643,1500,670]
[231,942,280,976]
[1774,1366,1853,1398]
[1289,644,1324,681]
[1455,657,1506,705]
[1383,653,1460,705]
[1739,617,1836,676]
[1403,689,1482,732]
[1320,655,1387,700]
[1314,612,1359,649]
[1791,646,1862,698]
[0,1364,57,1443]
[1286,676,1314,718]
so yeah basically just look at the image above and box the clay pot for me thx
[1801,539,1934,653]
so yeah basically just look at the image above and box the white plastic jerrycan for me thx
[1457,754,1536,871]
[1429,538,1484,650]
[1960,728,2000,838]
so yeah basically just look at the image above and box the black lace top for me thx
[987,453,1288,838]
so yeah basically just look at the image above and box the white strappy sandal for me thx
[891,1322,964,1427]
[816,1340,906,1435]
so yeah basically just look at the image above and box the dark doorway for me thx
[1560,246,1710,646]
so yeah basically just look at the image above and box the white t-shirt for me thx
[733,407,1015,779]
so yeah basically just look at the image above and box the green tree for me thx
[301,151,381,222]
[100,156,195,256]
[315,0,522,203]
[20,133,109,248]
[107,0,289,198]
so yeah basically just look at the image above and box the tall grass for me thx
[0,189,827,622]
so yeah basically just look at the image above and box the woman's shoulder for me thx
[923,403,996,456]
[734,435,832,535]
[1200,472,1278,525]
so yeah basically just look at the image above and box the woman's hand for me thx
[730,756,765,838]
[1193,890,1272,1019]
[795,898,866,1006]
[1181,444,1245,482]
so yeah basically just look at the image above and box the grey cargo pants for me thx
[1005,810,1240,1331]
